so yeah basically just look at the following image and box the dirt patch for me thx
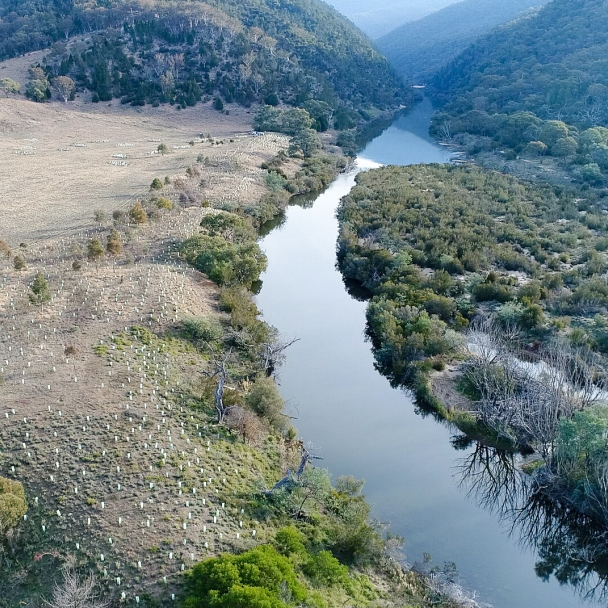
[429,366,474,413]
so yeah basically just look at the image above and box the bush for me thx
[245,376,286,430]
[150,177,163,190]
[29,271,50,305]
[129,202,147,224]
[304,551,348,587]
[0,476,27,535]
[181,317,223,343]
[156,197,173,210]
[185,545,306,608]
[87,239,104,261]
[181,235,267,288]
[13,255,25,270]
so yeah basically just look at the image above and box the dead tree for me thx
[263,444,319,496]
[44,561,108,608]
[203,349,234,424]
[259,336,299,377]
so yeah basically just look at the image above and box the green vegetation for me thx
[430,0,608,183]
[338,164,608,388]
[377,0,549,84]
[185,524,390,608]
[29,271,50,305]
[6,0,407,121]
[180,212,267,289]
[0,477,27,535]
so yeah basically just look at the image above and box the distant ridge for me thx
[377,0,551,83]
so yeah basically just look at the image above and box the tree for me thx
[44,561,108,608]
[289,129,321,158]
[26,80,49,102]
[106,230,122,256]
[129,202,147,224]
[87,239,104,262]
[0,78,20,97]
[0,476,27,536]
[150,177,163,190]
[157,143,169,155]
[30,271,51,305]
[51,76,75,102]
[213,97,224,111]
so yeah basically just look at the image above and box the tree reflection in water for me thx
[455,440,608,603]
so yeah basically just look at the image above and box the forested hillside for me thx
[377,0,550,84]
[429,0,608,183]
[0,0,408,119]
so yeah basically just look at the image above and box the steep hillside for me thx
[429,0,608,184]
[431,0,608,124]
[0,0,408,119]
[324,0,459,39]
[377,0,550,84]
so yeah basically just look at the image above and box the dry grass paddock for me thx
[0,94,287,244]
[0,89,297,603]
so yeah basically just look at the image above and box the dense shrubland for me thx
[339,164,608,383]
[429,0,608,184]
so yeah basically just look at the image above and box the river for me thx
[256,98,601,608]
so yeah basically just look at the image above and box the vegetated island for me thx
[337,162,608,592]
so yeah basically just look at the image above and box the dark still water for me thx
[256,99,602,608]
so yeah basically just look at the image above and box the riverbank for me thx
[0,99,463,606]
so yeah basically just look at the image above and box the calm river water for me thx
[256,98,599,608]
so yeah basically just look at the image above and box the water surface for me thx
[256,99,598,608]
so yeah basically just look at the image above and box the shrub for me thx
[245,376,286,430]
[304,551,348,587]
[181,317,223,343]
[13,255,25,271]
[29,271,50,305]
[150,177,163,190]
[156,197,173,210]
[181,235,267,288]
[106,230,122,256]
[0,476,27,535]
[185,545,306,608]
[87,239,104,261]
[129,202,147,224]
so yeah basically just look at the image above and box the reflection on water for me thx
[456,443,608,604]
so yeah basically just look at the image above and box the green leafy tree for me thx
[289,129,321,158]
[0,77,20,96]
[29,271,50,305]
[150,177,163,190]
